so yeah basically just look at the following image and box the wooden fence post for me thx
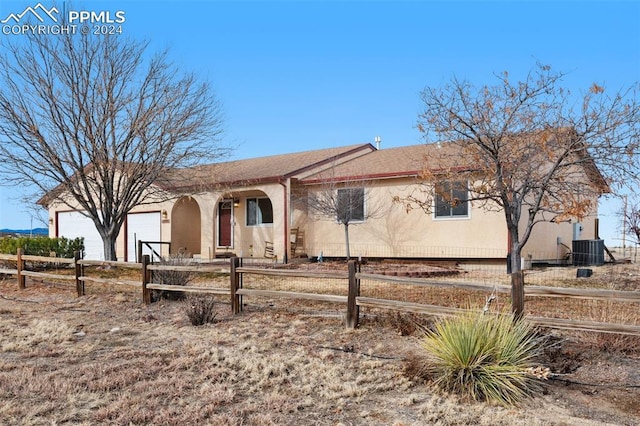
[346,260,360,328]
[230,257,241,314]
[74,251,84,296]
[142,255,151,305]
[16,248,25,289]
[511,271,525,319]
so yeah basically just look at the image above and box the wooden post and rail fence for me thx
[1,251,640,335]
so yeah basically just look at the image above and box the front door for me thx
[217,200,233,248]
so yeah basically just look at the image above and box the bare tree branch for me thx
[621,198,640,247]
[0,32,226,260]
[404,63,639,274]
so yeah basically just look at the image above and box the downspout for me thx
[279,178,290,264]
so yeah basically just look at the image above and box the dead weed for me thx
[0,280,639,425]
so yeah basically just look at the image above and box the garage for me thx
[56,211,103,260]
[126,212,161,262]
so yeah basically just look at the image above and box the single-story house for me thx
[43,141,607,263]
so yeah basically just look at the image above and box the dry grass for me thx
[2,261,640,423]
[0,318,75,351]
[569,300,640,353]
[3,280,639,425]
[366,311,428,336]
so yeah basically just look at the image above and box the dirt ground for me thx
[0,278,639,426]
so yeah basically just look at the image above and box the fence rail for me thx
[357,272,511,293]
[79,259,142,269]
[146,283,229,295]
[357,297,468,316]
[22,254,75,264]
[235,267,348,280]
[528,316,640,336]
[20,270,76,281]
[2,250,639,336]
[235,288,347,303]
[524,285,640,302]
[359,272,640,303]
[78,276,140,288]
[148,264,226,273]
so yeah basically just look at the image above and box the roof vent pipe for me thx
[374,135,381,150]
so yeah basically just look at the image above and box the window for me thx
[337,188,365,223]
[246,197,273,226]
[435,181,469,218]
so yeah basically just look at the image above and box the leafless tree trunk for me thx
[0,32,225,260]
[343,223,351,260]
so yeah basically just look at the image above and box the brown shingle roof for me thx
[300,135,609,193]
[300,143,461,183]
[41,131,609,203]
[162,143,374,191]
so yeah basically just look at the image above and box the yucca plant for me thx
[422,310,546,406]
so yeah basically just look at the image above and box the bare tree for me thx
[626,206,640,247]
[401,63,639,311]
[0,32,225,260]
[305,181,383,259]
[621,198,640,258]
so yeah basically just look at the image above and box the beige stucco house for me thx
[44,142,607,264]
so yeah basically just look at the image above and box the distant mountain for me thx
[0,228,48,236]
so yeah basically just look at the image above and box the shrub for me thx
[0,236,84,258]
[150,253,194,301]
[421,310,546,406]
[0,236,84,272]
[184,295,217,326]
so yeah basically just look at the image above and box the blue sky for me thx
[1,0,639,244]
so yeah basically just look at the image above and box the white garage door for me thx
[57,211,103,260]
[127,212,161,262]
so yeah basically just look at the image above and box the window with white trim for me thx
[434,181,469,218]
[246,197,273,226]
